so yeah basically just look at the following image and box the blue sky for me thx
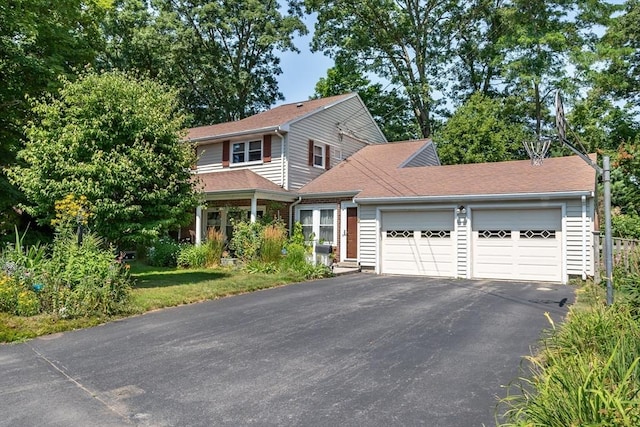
[275,16,334,105]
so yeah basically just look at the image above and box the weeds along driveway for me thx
[0,274,573,427]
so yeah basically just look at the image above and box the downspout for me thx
[582,195,587,280]
[289,196,302,237]
[275,130,286,189]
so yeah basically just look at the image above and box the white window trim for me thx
[295,204,337,245]
[312,143,325,169]
[340,201,358,262]
[231,138,263,166]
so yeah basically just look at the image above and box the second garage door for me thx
[472,208,562,282]
[381,210,455,277]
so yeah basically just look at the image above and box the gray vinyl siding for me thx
[403,143,440,167]
[195,134,286,187]
[196,143,223,173]
[287,96,386,190]
[358,205,378,268]
[565,198,594,276]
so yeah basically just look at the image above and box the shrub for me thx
[177,244,210,268]
[42,232,132,317]
[147,237,181,267]
[229,220,264,262]
[261,223,286,263]
[0,274,20,314]
[281,243,308,271]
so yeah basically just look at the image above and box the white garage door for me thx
[472,209,562,282]
[381,210,455,276]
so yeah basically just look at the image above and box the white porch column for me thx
[250,196,257,223]
[195,205,203,244]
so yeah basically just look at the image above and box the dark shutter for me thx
[222,140,230,167]
[263,134,272,163]
[308,140,314,166]
[325,145,331,170]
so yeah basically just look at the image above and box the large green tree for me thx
[307,0,456,138]
[10,71,199,247]
[591,0,640,105]
[0,0,107,236]
[497,0,614,138]
[99,0,307,126]
[435,92,530,164]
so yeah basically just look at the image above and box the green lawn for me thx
[0,262,306,343]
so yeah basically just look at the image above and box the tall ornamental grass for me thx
[261,223,286,263]
[500,303,640,426]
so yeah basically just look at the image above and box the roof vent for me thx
[296,103,303,108]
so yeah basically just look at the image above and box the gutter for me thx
[188,125,283,144]
[275,130,286,189]
[297,190,360,199]
[289,196,303,236]
[354,190,595,204]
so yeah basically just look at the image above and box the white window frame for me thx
[231,139,263,166]
[295,204,337,245]
[312,143,325,169]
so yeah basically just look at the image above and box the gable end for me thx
[399,141,440,168]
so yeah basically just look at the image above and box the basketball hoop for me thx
[523,137,551,166]
[555,90,567,142]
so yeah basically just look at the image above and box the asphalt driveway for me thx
[1,274,573,426]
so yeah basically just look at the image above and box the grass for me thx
[0,261,306,343]
[498,280,640,426]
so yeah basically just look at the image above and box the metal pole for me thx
[603,156,614,305]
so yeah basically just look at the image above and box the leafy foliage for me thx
[591,0,640,105]
[229,220,264,262]
[1,229,132,318]
[147,237,181,267]
[435,93,530,164]
[100,0,307,125]
[43,232,132,317]
[177,244,210,269]
[10,71,199,247]
[0,0,108,237]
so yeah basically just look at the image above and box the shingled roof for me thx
[299,140,596,200]
[187,93,356,141]
[196,170,292,195]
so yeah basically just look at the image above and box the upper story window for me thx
[232,140,262,164]
[308,139,331,170]
[313,144,325,168]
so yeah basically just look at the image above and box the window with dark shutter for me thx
[325,145,331,170]
[308,140,314,166]
[263,134,272,163]
[222,140,230,167]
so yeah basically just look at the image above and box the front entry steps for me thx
[332,261,361,276]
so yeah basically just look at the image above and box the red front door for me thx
[346,207,358,259]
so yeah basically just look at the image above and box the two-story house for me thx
[187,93,387,254]
[187,93,598,284]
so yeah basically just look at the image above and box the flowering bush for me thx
[0,229,132,318]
